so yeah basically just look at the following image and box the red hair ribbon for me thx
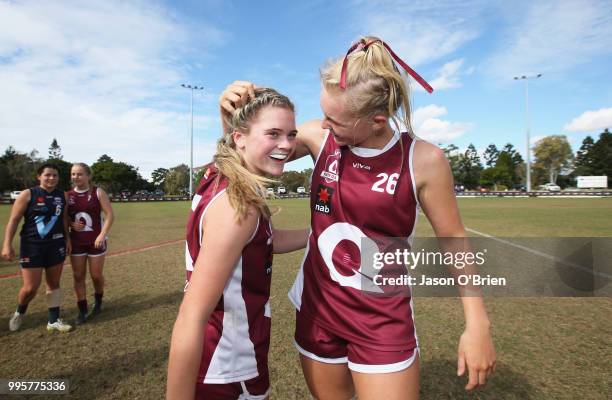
[339,39,434,93]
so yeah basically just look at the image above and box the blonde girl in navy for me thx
[67,162,114,324]
[2,163,72,332]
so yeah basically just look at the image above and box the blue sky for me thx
[1,0,611,179]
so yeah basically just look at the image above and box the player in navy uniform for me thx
[167,88,309,400]
[68,162,114,324]
[220,37,496,399]
[2,163,72,332]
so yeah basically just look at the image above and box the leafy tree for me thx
[589,129,612,187]
[0,146,41,190]
[483,144,499,168]
[479,166,512,191]
[48,138,63,160]
[499,143,524,184]
[573,136,595,176]
[532,135,574,184]
[164,164,189,195]
[151,167,169,189]
[456,143,483,189]
[280,170,308,192]
[91,154,143,194]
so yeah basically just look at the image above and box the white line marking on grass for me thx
[419,211,612,279]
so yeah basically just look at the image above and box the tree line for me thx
[441,129,610,190]
[2,130,609,194]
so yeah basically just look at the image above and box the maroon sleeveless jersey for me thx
[67,187,103,246]
[185,166,274,383]
[289,132,420,351]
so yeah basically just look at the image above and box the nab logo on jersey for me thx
[314,184,334,215]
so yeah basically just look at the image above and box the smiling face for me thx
[234,105,297,177]
[71,165,90,190]
[38,167,59,191]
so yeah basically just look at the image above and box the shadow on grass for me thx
[421,358,540,399]
[50,344,169,399]
[0,290,182,337]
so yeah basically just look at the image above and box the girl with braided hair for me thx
[220,37,496,399]
[167,88,309,399]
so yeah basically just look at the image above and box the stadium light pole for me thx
[181,83,204,197]
[514,73,541,192]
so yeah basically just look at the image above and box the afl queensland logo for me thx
[320,149,340,183]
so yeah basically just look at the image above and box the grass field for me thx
[0,198,611,399]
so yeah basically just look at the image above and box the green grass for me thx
[0,198,611,399]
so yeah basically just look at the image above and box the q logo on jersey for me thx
[74,212,94,232]
[320,149,340,183]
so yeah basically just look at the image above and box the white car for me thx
[10,191,22,200]
[266,187,275,196]
[296,186,306,194]
[277,187,286,194]
[541,183,561,192]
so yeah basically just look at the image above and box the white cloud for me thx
[349,0,491,67]
[0,0,226,179]
[485,0,612,80]
[564,108,612,132]
[427,59,464,91]
[412,105,473,142]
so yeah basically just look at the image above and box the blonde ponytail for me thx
[320,36,416,136]
[214,88,294,220]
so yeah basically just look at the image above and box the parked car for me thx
[512,184,527,192]
[154,189,165,197]
[277,186,286,194]
[540,183,561,192]
[10,190,22,200]
[296,186,306,194]
[120,189,132,199]
[454,184,465,193]
[266,188,275,196]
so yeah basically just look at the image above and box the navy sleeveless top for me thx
[20,187,66,243]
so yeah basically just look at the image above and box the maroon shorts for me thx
[71,240,107,257]
[195,367,269,400]
[295,310,418,374]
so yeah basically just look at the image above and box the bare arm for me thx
[414,140,496,391]
[96,188,114,248]
[272,228,309,254]
[2,190,30,261]
[290,119,327,162]
[166,195,259,400]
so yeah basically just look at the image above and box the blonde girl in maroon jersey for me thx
[220,36,496,400]
[68,163,114,324]
[167,88,309,400]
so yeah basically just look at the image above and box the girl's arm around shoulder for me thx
[289,119,327,162]
[166,193,259,400]
[272,228,309,254]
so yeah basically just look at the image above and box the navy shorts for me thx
[20,239,66,268]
